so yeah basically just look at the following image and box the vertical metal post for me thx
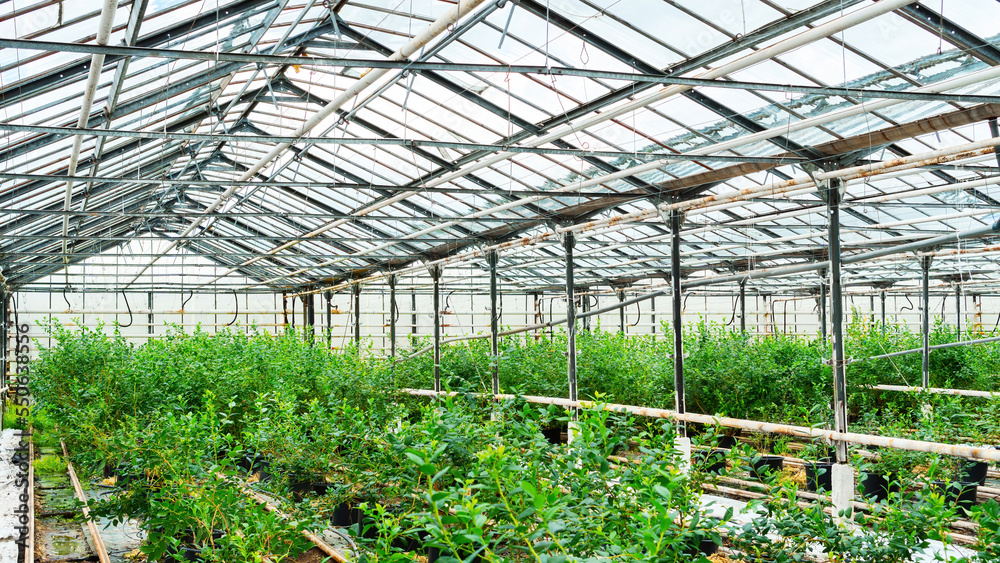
[880,291,886,331]
[869,294,875,328]
[282,292,289,327]
[487,251,500,396]
[388,276,397,358]
[617,290,626,333]
[324,291,333,349]
[650,296,656,335]
[147,292,154,335]
[582,291,591,332]
[820,277,828,342]
[955,284,962,340]
[353,284,361,347]
[739,280,746,333]
[1,293,7,387]
[305,291,316,344]
[411,291,417,340]
[431,265,443,393]
[921,256,932,388]
[533,293,540,341]
[670,211,686,436]
[563,233,578,425]
[824,178,849,464]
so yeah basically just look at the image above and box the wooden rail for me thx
[59,440,111,563]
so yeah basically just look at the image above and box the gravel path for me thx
[0,428,31,563]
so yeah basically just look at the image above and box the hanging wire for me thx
[226,290,239,327]
[119,291,134,328]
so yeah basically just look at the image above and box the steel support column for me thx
[921,257,933,388]
[147,292,154,336]
[820,277,828,342]
[353,284,361,347]
[564,233,578,425]
[739,280,746,333]
[488,251,500,396]
[388,276,397,358]
[824,179,849,464]
[955,284,962,340]
[617,290,626,333]
[1,293,7,389]
[670,211,686,436]
[881,291,887,331]
[582,291,591,332]
[411,291,417,340]
[431,265,443,393]
[305,291,316,344]
[324,290,332,349]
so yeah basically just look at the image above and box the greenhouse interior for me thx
[3,0,1000,561]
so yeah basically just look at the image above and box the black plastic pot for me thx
[163,545,204,562]
[290,479,315,500]
[330,502,353,527]
[681,537,719,557]
[541,427,565,445]
[934,480,979,514]
[426,546,482,563]
[859,472,899,502]
[805,462,834,493]
[959,461,988,486]
[693,449,727,474]
[716,436,738,449]
[750,455,783,480]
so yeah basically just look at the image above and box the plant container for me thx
[934,480,979,514]
[805,462,834,493]
[959,461,988,486]
[541,427,565,445]
[330,502,353,527]
[859,472,898,502]
[426,546,482,563]
[751,456,783,480]
[694,449,727,474]
[716,436,738,449]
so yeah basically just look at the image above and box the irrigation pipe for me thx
[870,385,1000,399]
[864,334,1000,360]
[404,389,1000,463]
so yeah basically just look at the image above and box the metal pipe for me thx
[8,37,1000,104]
[564,233,578,424]
[126,0,492,287]
[824,179,849,464]
[739,280,746,333]
[291,140,1000,299]
[955,284,962,339]
[427,0,919,189]
[488,251,499,396]
[431,265,442,393]
[922,256,932,388]
[670,211,686,436]
[870,385,999,399]
[404,389,1000,463]
[325,290,333,349]
[820,278,828,343]
[617,290,626,333]
[353,284,361,346]
[388,277,396,358]
[60,0,117,265]
[306,292,316,344]
[881,291,886,331]
[865,334,1000,361]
